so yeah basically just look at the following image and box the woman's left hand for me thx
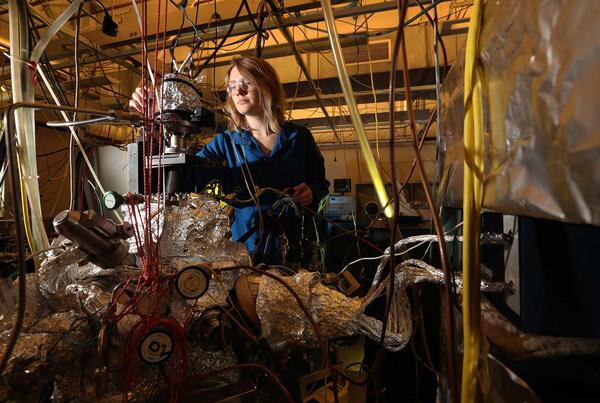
[291,183,313,207]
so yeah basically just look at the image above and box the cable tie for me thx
[2,53,39,87]
[26,61,39,86]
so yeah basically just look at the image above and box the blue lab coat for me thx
[195,122,330,262]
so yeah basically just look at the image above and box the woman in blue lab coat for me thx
[131,57,329,264]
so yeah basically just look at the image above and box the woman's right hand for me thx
[128,87,156,114]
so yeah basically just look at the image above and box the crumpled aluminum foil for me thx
[256,270,411,352]
[0,310,95,402]
[1,194,250,401]
[255,261,510,353]
[370,259,511,295]
[481,298,600,360]
[371,232,512,287]
[161,73,205,113]
[121,195,249,264]
[0,274,47,334]
[38,237,138,315]
[437,0,600,226]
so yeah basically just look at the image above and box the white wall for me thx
[320,142,437,195]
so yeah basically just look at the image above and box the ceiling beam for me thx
[282,66,442,97]
[193,35,368,69]
[26,6,140,73]
[51,31,367,70]
[288,85,437,109]
[100,0,353,50]
[290,109,431,129]
[45,0,448,67]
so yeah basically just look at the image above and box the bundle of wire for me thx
[101,0,189,400]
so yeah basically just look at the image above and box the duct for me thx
[370,232,512,288]
[255,269,412,352]
[481,298,600,361]
[254,261,509,352]
[437,0,600,226]
[369,259,511,300]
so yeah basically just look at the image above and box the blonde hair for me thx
[224,57,287,134]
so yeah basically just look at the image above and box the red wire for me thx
[120,3,192,400]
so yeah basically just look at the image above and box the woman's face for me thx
[228,66,262,118]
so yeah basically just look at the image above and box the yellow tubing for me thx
[320,0,393,218]
[461,0,487,402]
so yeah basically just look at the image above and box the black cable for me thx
[241,0,261,35]
[255,2,266,57]
[196,0,245,75]
[169,12,187,70]
[92,51,125,108]
[194,32,256,52]
[74,2,85,121]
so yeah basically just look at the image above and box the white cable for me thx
[30,0,85,63]
[230,133,264,241]
[338,239,432,277]
[36,65,123,223]
[9,0,49,253]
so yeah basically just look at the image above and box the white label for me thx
[139,331,173,364]
[176,267,209,299]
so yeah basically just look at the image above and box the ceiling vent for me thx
[342,39,390,65]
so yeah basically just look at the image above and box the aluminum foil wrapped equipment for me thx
[0,195,249,402]
[159,73,215,152]
[254,260,509,352]
[437,0,600,226]
[161,73,205,113]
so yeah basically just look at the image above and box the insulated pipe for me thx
[264,0,340,142]
[319,0,393,218]
[8,0,49,254]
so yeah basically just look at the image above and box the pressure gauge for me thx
[103,191,124,210]
[175,265,211,299]
[139,329,174,364]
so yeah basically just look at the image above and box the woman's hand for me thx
[128,87,158,114]
[291,183,313,207]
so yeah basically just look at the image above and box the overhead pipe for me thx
[319,0,393,217]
